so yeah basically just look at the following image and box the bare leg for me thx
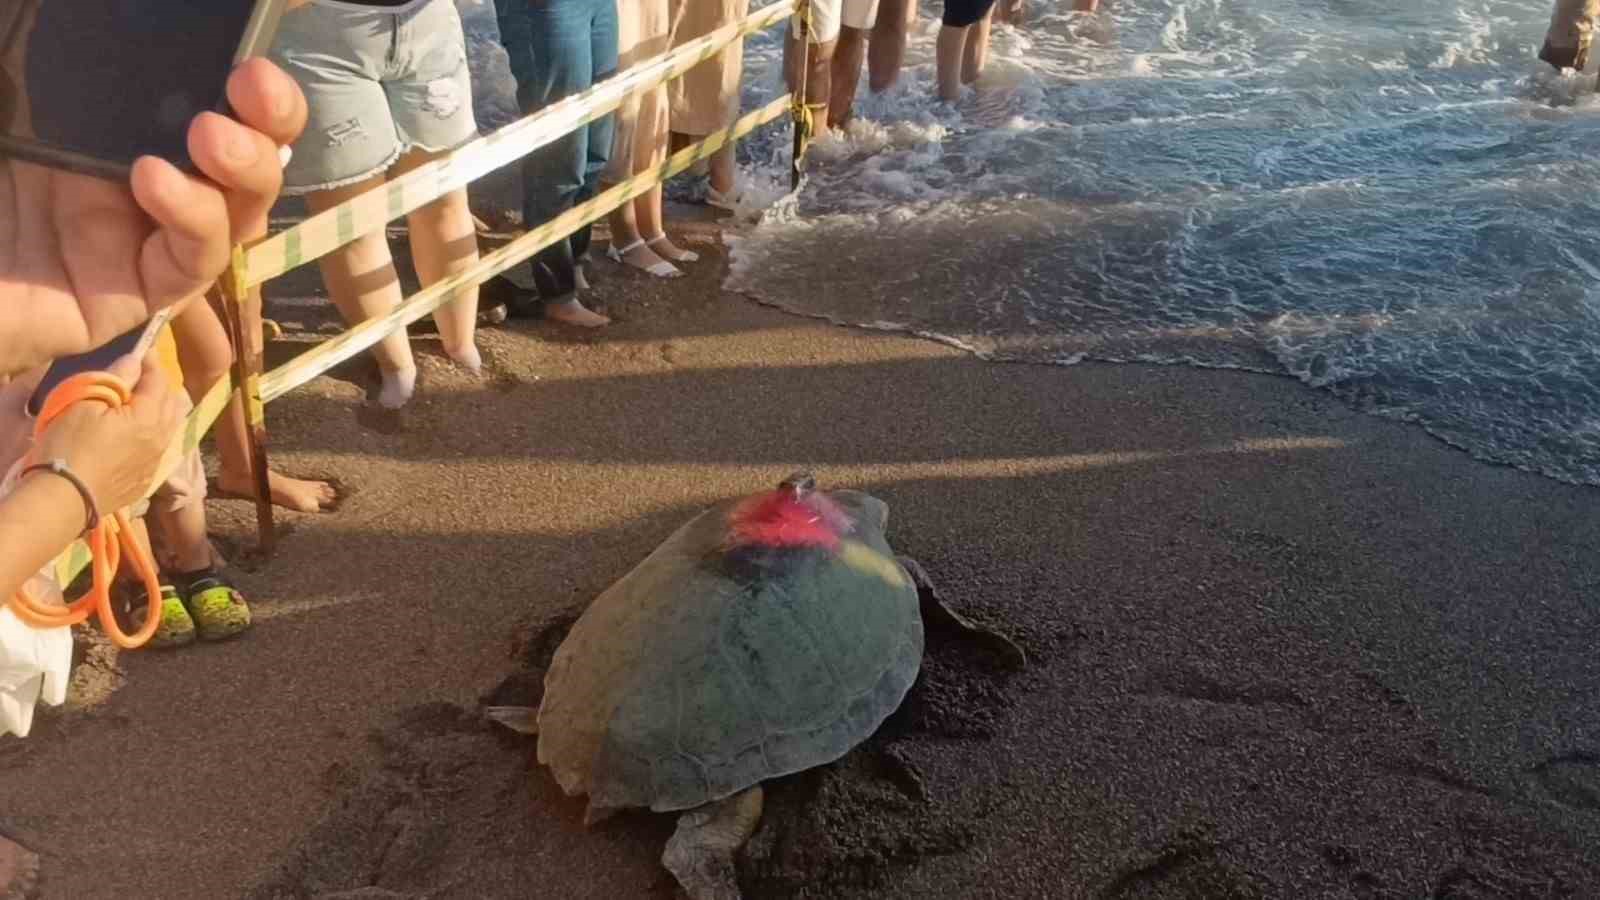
[708,143,737,197]
[1075,0,1099,9]
[1542,0,1600,70]
[633,83,696,263]
[661,787,764,900]
[786,33,838,139]
[171,297,336,513]
[830,26,869,129]
[149,496,211,576]
[936,24,969,101]
[680,130,741,202]
[388,149,482,373]
[304,176,418,409]
[963,8,994,85]
[869,0,915,93]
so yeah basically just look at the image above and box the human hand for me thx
[30,354,185,515]
[0,58,307,377]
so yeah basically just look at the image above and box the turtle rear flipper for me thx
[662,787,764,900]
[898,556,1026,670]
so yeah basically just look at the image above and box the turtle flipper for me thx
[898,556,1027,670]
[484,705,540,734]
[661,786,764,900]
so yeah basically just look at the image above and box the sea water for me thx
[463,0,1600,487]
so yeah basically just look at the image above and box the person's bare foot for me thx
[218,468,338,513]
[545,298,611,328]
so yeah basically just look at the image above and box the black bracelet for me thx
[20,459,100,538]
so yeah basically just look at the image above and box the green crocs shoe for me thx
[145,586,197,648]
[177,572,253,642]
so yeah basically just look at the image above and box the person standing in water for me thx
[826,0,917,130]
[785,0,885,140]
[935,0,998,102]
[937,0,1095,103]
[1541,0,1599,73]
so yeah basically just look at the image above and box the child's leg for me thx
[171,296,336,514]
[147,453,250,641]
[146,452,214,577]
[962,7,994,84]
[936,24,969,100]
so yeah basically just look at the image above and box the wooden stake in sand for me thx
[217,245,275,555]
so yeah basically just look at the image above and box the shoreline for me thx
[2,211,1598,898]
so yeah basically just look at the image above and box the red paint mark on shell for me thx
[725,489,852,550]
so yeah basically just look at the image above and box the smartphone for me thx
[26,308,176,418]
[0,0,287,181]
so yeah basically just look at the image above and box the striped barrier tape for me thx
[260,94,793,403]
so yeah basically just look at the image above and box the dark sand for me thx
[3,209,1600,899]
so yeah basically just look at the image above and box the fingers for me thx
[191,58,308,236]
[128,157,234,309]
[227,58,308,150]
[122,60,307,317]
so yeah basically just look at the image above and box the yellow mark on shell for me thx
[838,540,910,589]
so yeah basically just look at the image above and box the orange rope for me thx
[6,373,163,649]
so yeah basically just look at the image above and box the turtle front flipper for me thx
[898,556,1027,670]
[661,786,764,900]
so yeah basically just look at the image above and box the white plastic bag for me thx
[0,456,74,739]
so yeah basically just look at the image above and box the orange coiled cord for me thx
[6,373,163,649]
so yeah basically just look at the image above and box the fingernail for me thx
[278,145,293,169]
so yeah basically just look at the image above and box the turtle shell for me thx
[536,488,923,813]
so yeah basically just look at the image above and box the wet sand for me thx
[2,209,1599,899]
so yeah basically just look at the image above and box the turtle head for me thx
[724,472,852,551]
[778,471,817,499]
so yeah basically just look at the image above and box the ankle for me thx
[377,365,418,409]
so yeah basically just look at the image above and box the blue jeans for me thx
[496,0,618,303]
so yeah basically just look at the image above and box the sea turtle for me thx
[487,472,1021,900]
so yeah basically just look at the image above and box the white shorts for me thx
[792,0,880,44]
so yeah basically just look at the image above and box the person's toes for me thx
[546,299,611,328]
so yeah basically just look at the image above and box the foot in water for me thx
[546,297,611,328]
[218,468,338,513]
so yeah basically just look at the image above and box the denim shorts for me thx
[270,0,479,195]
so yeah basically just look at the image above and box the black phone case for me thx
[0,0,288,182]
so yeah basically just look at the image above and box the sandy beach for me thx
[2,205,1599,899]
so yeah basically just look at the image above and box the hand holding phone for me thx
[0,0,287,180]
[0,56,306,379]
